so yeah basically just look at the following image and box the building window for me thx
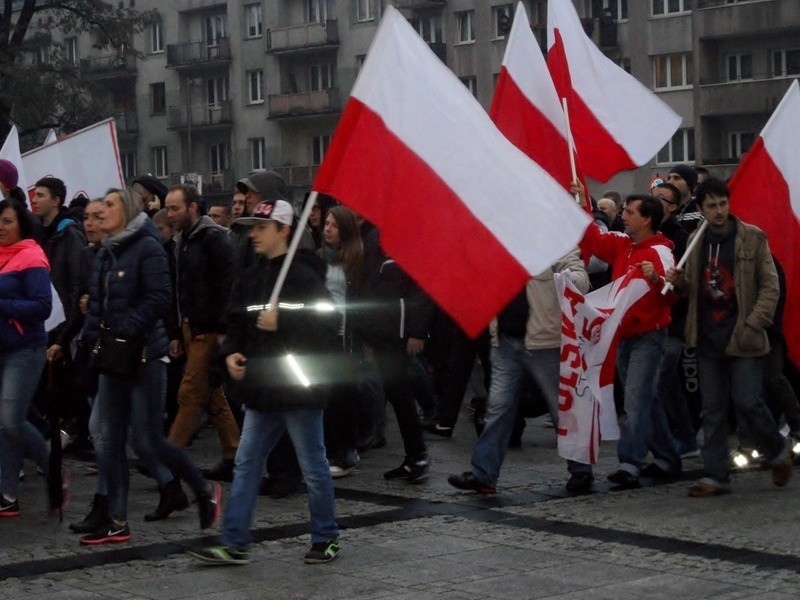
[210,142,229,174]
[312,134,331,165]
[36,45,51,65]
[310,63,334,91]
[207,76,229,105]
[727,53,753,82]
[412,15,443,44]
[206,14,228,47]
[618,57,631,74]
[120,151,137,182]
[247,70,264,104]
[355,0,375,23]
[250,138,267,171]
[65,37,78,65]
[152,146,168,178]
[605,0,628,21]
[245,4,262,38]
[460,76,477,98]
[308,0,329,22]
[651,0,688,16]
[492,5,513,39]
[729,131,755,160]
[657,129,694,164]
[653,53,692,89]
[772,49,800,78]
[355,54,367,75]
[150,21,163,53]
[150,82,166,115]
[455,11,475,44]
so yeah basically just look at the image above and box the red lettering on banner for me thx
[562,286,584,316]
[560,343,581,369]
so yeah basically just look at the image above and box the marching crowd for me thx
[0,158,797,566]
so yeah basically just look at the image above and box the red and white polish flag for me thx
[546,0,682,183]
[729,80,800,367]
[314,6,591,337]
[490,3,574,192]
[556,271,649,464]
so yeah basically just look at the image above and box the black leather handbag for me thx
[91,327,146,380]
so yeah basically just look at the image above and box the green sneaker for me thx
[188,545,250,566]
[304,539,340,564]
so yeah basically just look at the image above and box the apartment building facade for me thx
[34,0,800,200]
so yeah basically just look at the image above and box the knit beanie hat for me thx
[0,159,19,191]
[667,164,698,194]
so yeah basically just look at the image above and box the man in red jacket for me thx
[576,187,682,489]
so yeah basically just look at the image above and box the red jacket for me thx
[580,223,675,339]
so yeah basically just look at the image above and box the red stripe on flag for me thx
[315,99,530,337]
[547,30,637,183]
[489,67,574,191]
[729,137,800,367]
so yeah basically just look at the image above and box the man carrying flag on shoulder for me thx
[666,178,793,497]
[574,182,681,489]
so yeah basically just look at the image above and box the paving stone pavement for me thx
[1,410,798,599]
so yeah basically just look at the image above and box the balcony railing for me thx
[273,165,319,187]
[696,0,798,37]
[267,20,339,53]
[79,53,137,78]
[268,89,341,118]
[167,101,233,129]
[168,169,234,194]
[697,77,793,117]
[166,38,231,68]
[394,1,447,9]
[114,111,139,135]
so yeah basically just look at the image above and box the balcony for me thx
[166,38,231,69]
[395,1,447,8]
[267,20,339,55]
[167,101,233,129]
[428,42,446,63]
[114,111,139,136]
[696,0,800,39]
[79,53,137,82]
[696,77,794,117]
[268,89,341,119]
[273,165,319,188]
[168,169,234,196]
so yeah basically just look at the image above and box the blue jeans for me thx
[471,335,588,487]
[616,329,680,476]
[658,336,696,449]
[95,360,207,522]
[221,407,338,549]
[0,347,48,498]
[698,354,785,482]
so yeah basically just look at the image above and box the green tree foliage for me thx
[0,0,158,150]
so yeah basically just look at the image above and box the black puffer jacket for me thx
[222,250,338,413]
[84,214,171,362]
[44,210,87,328]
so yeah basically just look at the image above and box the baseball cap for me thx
[234,199,296,228]
[235,170,287,201]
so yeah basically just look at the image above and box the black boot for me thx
[69,494,109,533]
[201,458,234,482]
[144,479,189,522]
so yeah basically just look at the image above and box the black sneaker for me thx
[640,463,680,480]
[79,523,131,545]
[607,470,640,490]
[565,473,594,494]
[0,495,20,518]
[198,482,222,530]
[188,545,250,566]
[423,422,454,438]
[447,471,497,494]
[330,448,361,479]
[384,457,430,483]
[304,539,340,564]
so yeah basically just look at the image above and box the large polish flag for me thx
[728,80,800,366]
[22,118,124,205]
[490,3,574,191]
[314,6,591,337]
[546,0,682,183]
